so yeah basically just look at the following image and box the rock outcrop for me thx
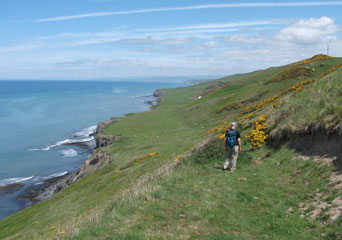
[95,133,119,148]
[55,151,113,193]
[54,118,118,193]
[96,118,117,133]
[153,89,167,97]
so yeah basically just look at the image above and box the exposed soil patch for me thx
[297,155,342,223]
[272,131,342,172]
[292,132,342,173]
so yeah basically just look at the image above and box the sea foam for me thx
[0,176,34,187]
[29,136,94,151]
[42,171,68,179]
[59,149,78,157]
[74,125,97,137]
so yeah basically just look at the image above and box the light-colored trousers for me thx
[224,145,239,170]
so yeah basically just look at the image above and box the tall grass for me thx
[266,69,342,140]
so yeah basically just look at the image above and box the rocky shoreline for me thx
[10,90,163,208]
[14,118,117,207]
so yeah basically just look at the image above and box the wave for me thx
[42,171,68,180]
[0,175,34,187]
[29,136,94,151]
[59,149,78,157]
[74,125,97,137]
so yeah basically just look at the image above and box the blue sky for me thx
[1,0,342,80]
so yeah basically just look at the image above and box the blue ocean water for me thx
[0,80,186,219]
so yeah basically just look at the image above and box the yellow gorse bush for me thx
[267,67,312,84]
[205,122,231,139]
[252,70,266,78]
[175,154,183,162]
[136,152,159,164]
[218,132,227,140]
[245,115,268,149]
[239,113,254,122]
[266,54,332,84]
[114,152,159,174]
[272,100,283,108]
[241,64,342,114]
[135,172,142,178]
[241,93,282,114]
[222,93,235,101]
[204,122,229,134]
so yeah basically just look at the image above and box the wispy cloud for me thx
[140,20,289,32]
[34,2,342,22]
[1,19,280,52]
[27,19,285,48]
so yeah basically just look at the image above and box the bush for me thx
[186,138,226,165]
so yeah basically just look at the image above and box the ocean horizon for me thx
[0,80,186,219]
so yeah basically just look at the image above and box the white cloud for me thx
[224,35,266,44]
[2,16,342,79]
[276,17,339,44]
[33,2,342,22]
[25,20,281,49]
[143,20,287,32]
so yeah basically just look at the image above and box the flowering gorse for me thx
[135,152,159,164]
[267,54,332,84]
[241,64,342,114]
[222,93,235,101]
[175,154,183,162]
[245,115,268,149]
[205,122,231,139]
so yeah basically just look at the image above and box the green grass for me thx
[67,139,335,239]
[266,68,342,139]
[1,55,342,239]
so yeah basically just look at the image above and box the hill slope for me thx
[1,55,342,239]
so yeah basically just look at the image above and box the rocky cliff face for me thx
[96,118,117,133]
[95,133,118,148]
[55,151,113,192]
[95,118,120,148]
[153,89,167,97]
[54,118,118,193]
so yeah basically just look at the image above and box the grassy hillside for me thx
[1,55,342,239]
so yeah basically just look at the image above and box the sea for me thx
[0,80,186,220]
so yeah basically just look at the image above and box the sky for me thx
[1,0,342,80]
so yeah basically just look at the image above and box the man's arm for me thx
[237,138,242,152]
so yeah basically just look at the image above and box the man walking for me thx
[223,122,241,172]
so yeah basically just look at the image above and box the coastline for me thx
[5,92,161,210]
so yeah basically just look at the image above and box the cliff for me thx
[55,119,118,193]
[2,55,342,239]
